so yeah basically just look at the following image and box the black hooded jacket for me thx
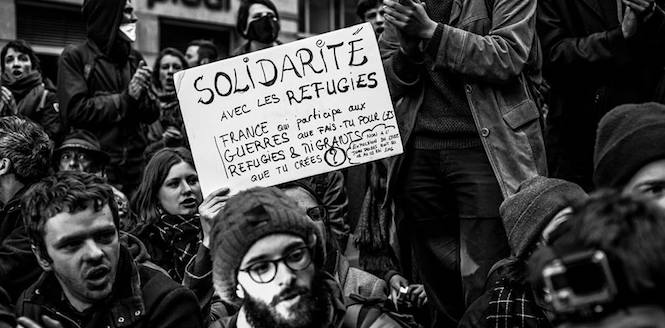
[57,0,158,167]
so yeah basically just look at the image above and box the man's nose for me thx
[275,261,297,287]
[376,12,385,23]
[82,239,104,261]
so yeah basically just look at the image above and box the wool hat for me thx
[500,176,587,258]
[594,102,665,189]
[210,187,325,305]
[54,129,109,166]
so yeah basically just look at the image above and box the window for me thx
[298,0,359,37]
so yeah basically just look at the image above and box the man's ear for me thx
[31,245,52,271]
[200,58,210,65]
[0,158,11,176]
[236,284,245,299]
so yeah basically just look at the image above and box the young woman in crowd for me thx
[0,40,61,141]
[132,147,203,281]
[144,48,189,159]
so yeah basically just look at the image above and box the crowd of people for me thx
[0,0,664,327]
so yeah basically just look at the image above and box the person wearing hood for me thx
[57,0,159,197]
[1,40,62,142]
[232,0,282,56]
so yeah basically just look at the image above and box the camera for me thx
[542,250,617,316]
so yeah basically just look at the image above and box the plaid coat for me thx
[459,265,551,328]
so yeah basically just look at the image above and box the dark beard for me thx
[243,273,332,328]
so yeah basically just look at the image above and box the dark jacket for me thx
[538,0,665,188]
[0,187,41,302]
[380,0,547,200]
[208,272,417,328]
[57,0,158,176]
[0,287,14,328]
[16,246,203,328]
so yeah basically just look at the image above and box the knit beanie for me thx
[210,187,325,305]
[500,176,587,258]
[594,102,665,189]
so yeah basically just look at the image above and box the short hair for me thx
[236,0,280,38]
[131,147,196,229]
[529,190,665,308]
[152,47,188,90]
[0,116,51,184]
[22,171,119,260]
[356,0,381,19]
[0,39,41,75]
[187,40,218,63]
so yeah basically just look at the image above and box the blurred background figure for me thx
[144,48,189,159]
[0,40,62,142]
[58,0,159,197]
[529,191,665,328]
[185,39,218,67]
[356,0,386,37]
[233,0,281,56]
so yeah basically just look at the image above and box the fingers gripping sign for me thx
[198,187,231,248]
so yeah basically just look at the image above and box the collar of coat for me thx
[23,245,146,327]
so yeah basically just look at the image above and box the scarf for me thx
[150,213,201,281]
[1,71,45,118]
[146,87,185,143]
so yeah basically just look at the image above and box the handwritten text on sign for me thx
[175,23,402,195]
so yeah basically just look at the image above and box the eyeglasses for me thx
[306,205,327,223]
[239,246,312,284]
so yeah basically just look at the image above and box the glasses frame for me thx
[238,246,313,284]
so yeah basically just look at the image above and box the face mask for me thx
[246,14,280,44]
[119,22,137,43]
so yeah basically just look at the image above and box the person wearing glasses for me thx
[206,187,414,328]
[184,181,418,326]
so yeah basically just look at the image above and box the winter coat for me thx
[0,187,41,302]
[15,246,203,328]
[57,0,159,179]
[379,0,547,199]
[537,0,665,188]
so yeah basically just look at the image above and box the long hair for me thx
[131,147,196,229]
[151,47,188,90]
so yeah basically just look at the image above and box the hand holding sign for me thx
[175,23,402,196]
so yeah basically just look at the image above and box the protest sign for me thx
[175,22,402,195]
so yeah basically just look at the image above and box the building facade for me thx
[0,0,359,83]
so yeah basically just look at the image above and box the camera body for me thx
[542,250,617,316]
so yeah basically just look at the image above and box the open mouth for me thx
[181,198,197,208]
[11,69,23,78]
[85,266,110,286]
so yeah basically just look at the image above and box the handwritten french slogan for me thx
[175,23,403,195]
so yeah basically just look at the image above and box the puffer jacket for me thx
[379,0,547,199]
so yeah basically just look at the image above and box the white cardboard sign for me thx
[175,22,402,196]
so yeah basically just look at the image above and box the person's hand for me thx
[383,0,437,39]
[128,60,152,100]
[389,274,409,303]
[406,284,427,308]
[0,86,16,116]
[624,0,656,18]
[162,126,183,143]
[199,187,230,248]
[16,316,63,328]
[622,6,639,38]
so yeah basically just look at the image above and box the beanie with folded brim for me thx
[210,187,325,306]
[500,176,587,258]
[594,102,665,189]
